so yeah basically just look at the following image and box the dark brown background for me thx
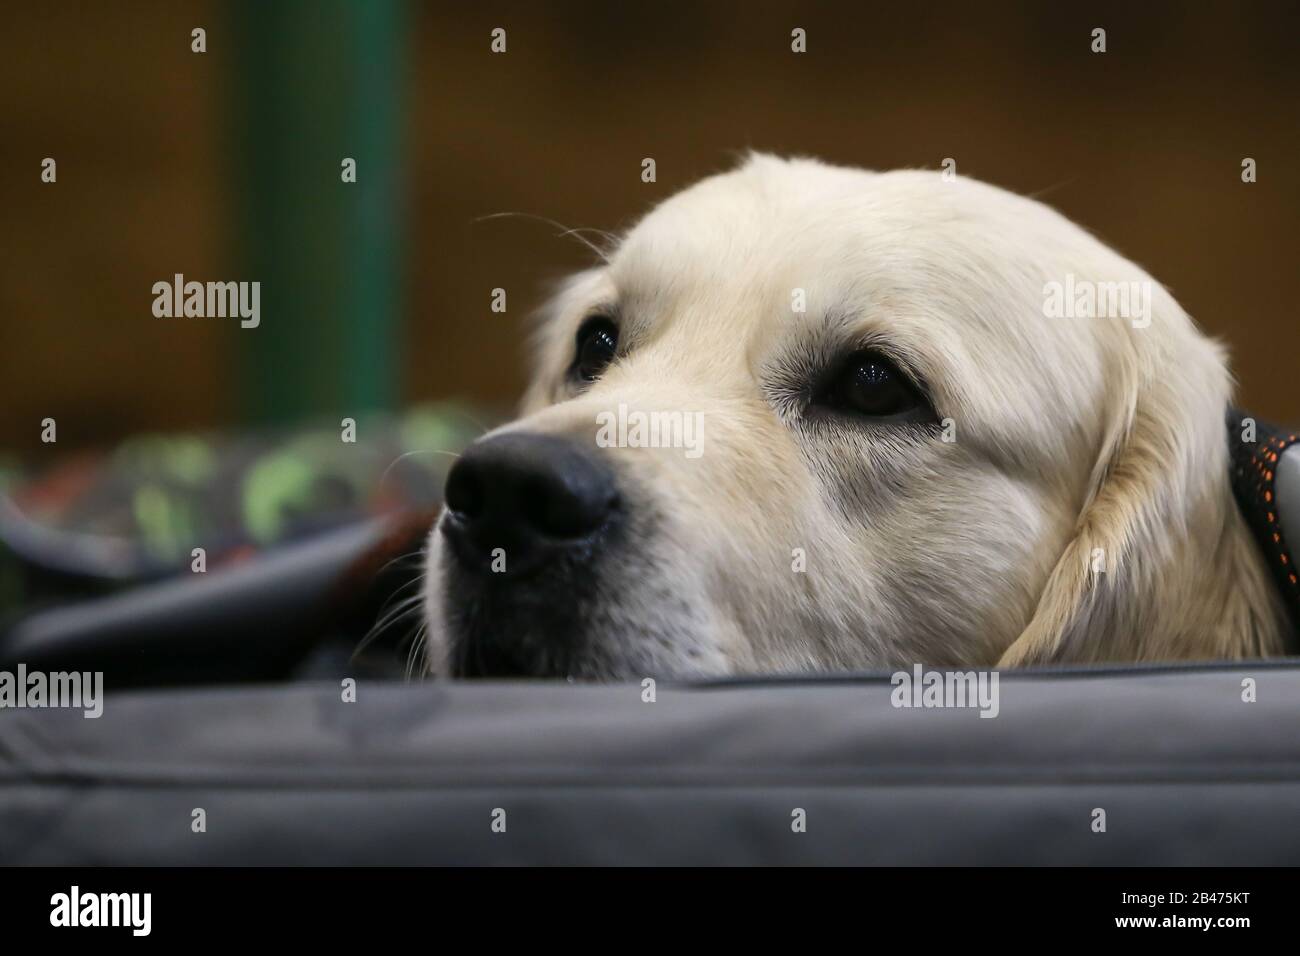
[4,1,1298,452]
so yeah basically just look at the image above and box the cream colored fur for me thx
[424,154,1287,676]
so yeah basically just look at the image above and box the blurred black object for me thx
[0,511,437,689]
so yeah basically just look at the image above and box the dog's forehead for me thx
[584,157,1117,453]
[612,158,886,292]
[609,158,1067,321]
[602,160,1098,383]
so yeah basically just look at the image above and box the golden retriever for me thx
[422,154,1288,678]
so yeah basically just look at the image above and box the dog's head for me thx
[424,154,1284,679]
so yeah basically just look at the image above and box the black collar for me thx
[1227,409,1300,649]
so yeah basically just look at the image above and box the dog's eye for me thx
[820,351,932,421]
[572,317,619,382]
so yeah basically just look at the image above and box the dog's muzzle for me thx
[438,432,622,676]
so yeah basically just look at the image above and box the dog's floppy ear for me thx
[997,317,1283,666]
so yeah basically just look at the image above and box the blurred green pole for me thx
[231,0,404,424]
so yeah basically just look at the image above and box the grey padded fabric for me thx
[2,663,1299,865]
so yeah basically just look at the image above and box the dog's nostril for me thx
[526,477,617,539]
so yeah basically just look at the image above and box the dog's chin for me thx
[424,546,728,681]
[432,599,716,680]
[437,576,609,679]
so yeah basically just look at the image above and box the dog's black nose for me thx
[441,432,619,574]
